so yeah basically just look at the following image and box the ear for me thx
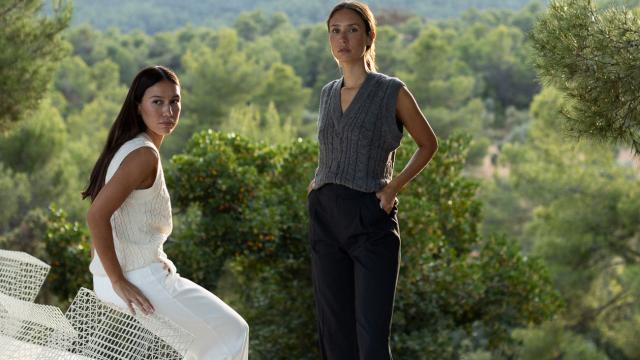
[368,29,376,46]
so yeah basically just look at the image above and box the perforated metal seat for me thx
[0,249,50,302]
[0,292,78,360]
[54,288,194,360]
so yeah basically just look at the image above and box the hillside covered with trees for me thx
[69,0,541,33]
[4,0,640,358]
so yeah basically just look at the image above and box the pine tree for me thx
[530,0,640,152]
[0,0,71,130]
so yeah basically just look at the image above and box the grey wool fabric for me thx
[313,71,405,193]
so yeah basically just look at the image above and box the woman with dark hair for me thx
[307,2,438,359]
[84,65,249,359]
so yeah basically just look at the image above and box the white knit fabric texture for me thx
[90,133,174,275]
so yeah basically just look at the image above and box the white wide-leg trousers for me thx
[93,263,249,360]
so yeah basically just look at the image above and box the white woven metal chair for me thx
[0,249,192,359]
[0,292,78,360]
[0,249,50,302]
[54,288,194,360]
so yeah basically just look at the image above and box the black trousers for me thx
[308,183,401,360]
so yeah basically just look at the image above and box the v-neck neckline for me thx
[335,72,374,118]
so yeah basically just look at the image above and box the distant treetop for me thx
[69,0,542,34]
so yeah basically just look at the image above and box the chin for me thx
[159,125,176,134]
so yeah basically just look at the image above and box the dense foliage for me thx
[166,130,559,358]
[531,0,640,153]
[6,0,640,357]
[70,0,539,33]
[0,0,71,130]
[481,86,640,359]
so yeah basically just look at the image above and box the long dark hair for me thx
[327,1,377,72]
[82,65,180,202]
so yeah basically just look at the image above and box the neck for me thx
[144,131,164,149]
[341,61,369,88]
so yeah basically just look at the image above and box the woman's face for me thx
[328,9,372,66]
[138,80,181,137]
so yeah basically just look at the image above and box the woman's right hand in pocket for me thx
[307,178,315,195]
[111,277,155,315]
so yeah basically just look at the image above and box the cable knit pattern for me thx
[313,71,405,192]
[90,133,174,276]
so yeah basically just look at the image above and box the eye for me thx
[152,100,163,105]
[349,27,358,33]
[331,28,339,34]
[171,99,180,105]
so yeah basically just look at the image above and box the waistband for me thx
[92,261,171,281]
[313,183,376,200]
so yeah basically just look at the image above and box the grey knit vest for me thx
[313,71,405,192]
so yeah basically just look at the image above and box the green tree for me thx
[242,36,283,70]
[37,128,559,358]
[0,98,67,174]
[181,29,264,128]
[54,56,95,114]
[42,205,92,307]
[400,25,492,164]
[219,103,297,145]
[374,25,404,73]
[489,87,640,358]
[267,22,307,78]
[233,10,290,41]
[0,96,89,223]
[513,320,608,360]
[54,56,123,117]
[457,24,538,113]
[166,130,558,358]
[0,209,46,262]
[251,62,310,122]
[531,0,640,152]
[68,0,539,35]
[401,25,475,108]
[0,205,91,308]
[0,0,71,130]
[296,24,342,109]
[0,164,30,232]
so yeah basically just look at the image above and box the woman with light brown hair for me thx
[307,2,438,358]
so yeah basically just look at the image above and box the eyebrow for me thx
[330,23,361,27]
[150,95,180,99]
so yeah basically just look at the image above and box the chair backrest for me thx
[0,292,78,360]
[0,249,50,302]
[61,288,193,360]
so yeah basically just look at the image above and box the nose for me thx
[162,103,173,116]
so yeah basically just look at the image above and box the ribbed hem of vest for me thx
[313,176,389,193]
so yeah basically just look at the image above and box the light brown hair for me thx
[327,1,377,72]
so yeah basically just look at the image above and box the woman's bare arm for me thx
[86,147,158,314]
[377,86,438,212]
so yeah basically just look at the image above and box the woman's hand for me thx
[87,147,159,317]
[111,277,155,316]
[375,184,398,214]
[307,178,316,195]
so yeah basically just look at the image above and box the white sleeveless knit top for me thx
[90,133,175,276]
